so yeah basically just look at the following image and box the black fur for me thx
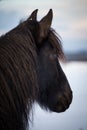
[0,9,73,130]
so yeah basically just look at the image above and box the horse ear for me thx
[38,9,53,44]
[28,9,38,21]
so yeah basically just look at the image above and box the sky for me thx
[0,0,87,52]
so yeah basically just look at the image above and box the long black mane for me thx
[0,24,39,129]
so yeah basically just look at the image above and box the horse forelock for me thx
[48,29,65,60]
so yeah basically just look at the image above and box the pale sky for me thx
[0,0,87,52]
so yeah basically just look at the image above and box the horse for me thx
[0,9,73,130]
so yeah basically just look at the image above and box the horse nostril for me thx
[65,89,73,106]
[52,90,73,113]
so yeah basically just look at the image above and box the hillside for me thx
[65,51,87,62]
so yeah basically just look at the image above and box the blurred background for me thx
[0,0,87,130]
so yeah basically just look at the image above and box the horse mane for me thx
[0,27,39,130]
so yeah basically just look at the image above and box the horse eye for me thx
[29,18,32,21]
[49,54,57,60]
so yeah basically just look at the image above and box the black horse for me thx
[0,9,73,130]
